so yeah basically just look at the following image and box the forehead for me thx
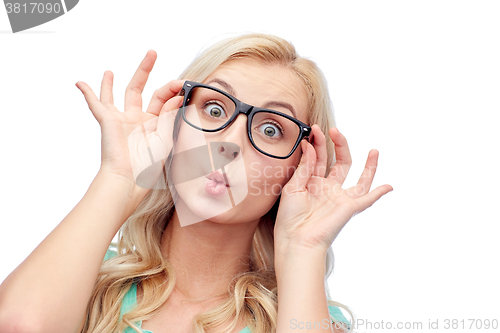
[202,59,309,124]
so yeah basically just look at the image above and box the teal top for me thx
[104,248,349,333]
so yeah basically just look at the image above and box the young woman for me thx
[0,33,392,333]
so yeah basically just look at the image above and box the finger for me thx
[158,95,184,116]
[154,96,185,157]
[142,96,183,155]
[353,184,393,215]
[353,149,379,196]
[327,127,352,185]
[309,124,328,178]
[145,80,185,116]
[124,50,157,112]
[155,95,184,141]
[100,70,114,106]
[76,81,107,123]
[284,140,316,194]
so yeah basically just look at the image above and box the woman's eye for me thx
[203,103,226,118]
[258,123,282,138]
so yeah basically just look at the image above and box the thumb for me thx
[75,81,106,124]
[285,140,315,193]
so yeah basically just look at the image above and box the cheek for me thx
[174,122,208,153]
[171,123,215,190]
[246,158,299,197]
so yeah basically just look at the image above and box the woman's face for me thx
[171,59,309,227]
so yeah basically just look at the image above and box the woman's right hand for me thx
[76,50,183,203]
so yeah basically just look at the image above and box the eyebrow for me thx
[262,101,296,119]
[205,78,297,118]
[205,78,236,97]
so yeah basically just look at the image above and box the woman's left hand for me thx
[274,125,393,254]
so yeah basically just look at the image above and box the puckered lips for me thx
[206,170,229,187]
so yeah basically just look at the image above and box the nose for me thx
[217,141,240,160]
[213,114,249,159]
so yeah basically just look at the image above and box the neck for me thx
[160,204,260,301]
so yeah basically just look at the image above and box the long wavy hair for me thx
[82,33,354,333]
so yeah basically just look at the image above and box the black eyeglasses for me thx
[178,81,311,159]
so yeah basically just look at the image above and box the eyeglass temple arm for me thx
[177,88,186,98]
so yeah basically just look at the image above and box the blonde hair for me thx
[82,33,353,333]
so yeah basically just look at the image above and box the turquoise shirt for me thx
[105,248,350,332]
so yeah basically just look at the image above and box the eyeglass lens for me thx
[184,87,301,158]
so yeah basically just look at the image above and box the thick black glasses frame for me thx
[179,81,311,159]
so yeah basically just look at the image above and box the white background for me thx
[1,1,499,332]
